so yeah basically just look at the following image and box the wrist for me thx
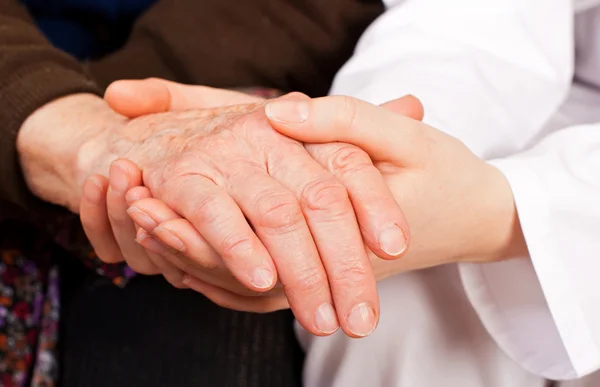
[465,163,528,262]
[17,93,124,212]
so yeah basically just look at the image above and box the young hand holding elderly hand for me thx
[76,79,416,338]
[82,79,525,338]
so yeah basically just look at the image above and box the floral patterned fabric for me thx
[0,218,131,387]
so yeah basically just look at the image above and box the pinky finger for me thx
[128,198,223,270]
[136,229,188,289]
[182,276,289,313]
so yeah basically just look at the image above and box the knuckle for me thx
[152,158,224,200]
[330,260,369,287]
[286,266,326,296]
[301,177,349,212]
[187,191,222,224]
[336,95,360,131]
[254,191,304,234]
[327,144,372,176]
[220,234,254,259]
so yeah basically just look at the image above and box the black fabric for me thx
[59,261,304,387]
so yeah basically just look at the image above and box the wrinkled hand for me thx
[80,83,267,293]
[162,94,522,315]
[80,79,417,338]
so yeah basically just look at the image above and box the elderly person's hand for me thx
[89,79,423,337]
[80,84,270,294]
[75,79,417,338]
[134,93,525,318]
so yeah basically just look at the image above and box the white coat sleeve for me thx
[330,0,573,159]
[460,125,600,380]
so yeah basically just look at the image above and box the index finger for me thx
[265,96,427,164]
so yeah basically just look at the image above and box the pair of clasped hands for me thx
[77,79,510,338]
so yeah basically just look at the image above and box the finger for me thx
[225,167,339,335]
[127,198,223,271]
[268,148,378,337]
[157,174,278,292]
[279,92,411,259]
[80,175,124,263]
[125,186,153,205]
[133,219,219,290]
[380,95,424,121]
[107,159,159,275]
[128,199,263,296]
[305,142,410,260]
[105,78,262,118]
[182,275,289,313]
[266,96,426,164]
[280,92,424,120]
[135,228,188,289]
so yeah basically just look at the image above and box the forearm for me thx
[17,93,123,213]
[0,0,102,211]
[467,163,528,263]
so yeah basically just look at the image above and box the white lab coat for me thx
[297,0,600,385]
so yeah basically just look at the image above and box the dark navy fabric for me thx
[21,0,158,59]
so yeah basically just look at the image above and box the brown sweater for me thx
[0,0,383,215]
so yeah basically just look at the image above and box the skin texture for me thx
[97,80,526,334]
[83,79,425,338]
[266,96,526,265]
[18,79,416,338]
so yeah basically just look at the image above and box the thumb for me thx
[265,95,426,164]
[105,78,172,118]
[105,78,263,118]
[380,95,424,121]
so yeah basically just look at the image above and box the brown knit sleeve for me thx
[89,0,383,97]
[0,0,102,212]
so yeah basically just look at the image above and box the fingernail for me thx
[181,274,193,287]
[265,100,309,123]
[315,303,339,334]
[126,207,157,230]
[136,230,168,255]
[135,228,150,244]
[347,303,377,337]
[378,224,407,256]
[109,164,130,194]
[154,227,186,252]
[251,267,274,289]
[125,191,143,206]
[83,178,103,202]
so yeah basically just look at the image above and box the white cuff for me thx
[460,158,600,380]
